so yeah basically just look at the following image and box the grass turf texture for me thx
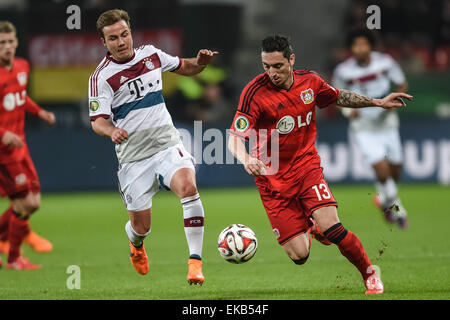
[0,184,449,300]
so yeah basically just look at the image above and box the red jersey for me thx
[0,57,42,164]
[229,70,339,197]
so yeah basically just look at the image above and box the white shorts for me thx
[117,144,195,211]
[351,129,403,166]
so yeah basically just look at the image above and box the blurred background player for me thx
[89,9,217,284]
[0,21,55,269]
[332,29,409,229]
[228,35,412,294]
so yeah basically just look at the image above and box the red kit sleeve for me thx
[24,96,43,116]
[315,76,340,109]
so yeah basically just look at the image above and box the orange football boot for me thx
[129,241,149,275]
[187,258,204,285]
[0,240,9,254]
[6,256,41,270]
[23,231,53,253]
[372,194,382,210]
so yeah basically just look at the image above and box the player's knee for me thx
[25,199,40,214]
[288,248,310,265]
[291,253,309,265]
[178,184,198,199]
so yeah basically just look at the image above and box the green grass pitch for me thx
[0,184,449,300]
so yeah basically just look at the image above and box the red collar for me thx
[267,72,295,92]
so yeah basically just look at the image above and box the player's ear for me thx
[101,36,106,47]
[289,54,295,68]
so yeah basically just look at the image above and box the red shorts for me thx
[0,155,40,199]
[257,167,337,245]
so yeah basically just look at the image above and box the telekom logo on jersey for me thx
[2,90,27,111]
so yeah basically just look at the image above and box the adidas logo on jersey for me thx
[120,76,129,84]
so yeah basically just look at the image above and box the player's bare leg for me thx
[312,206,384,294]
[171,168,205,285]
[126,209,151,275]
[19,192,52,252]
[373,160,408,229]
[282,233,310,265]
[308,217,332,245]
[6,193,41,270]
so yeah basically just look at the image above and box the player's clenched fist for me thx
[38,110,56,126]
[111,128,129,144]
[244,157,267,176]
[1,131,24,148]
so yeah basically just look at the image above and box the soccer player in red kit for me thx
[0,21,55,269]
[228,35,412,294]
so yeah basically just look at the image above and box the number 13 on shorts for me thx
[312,183,331,201]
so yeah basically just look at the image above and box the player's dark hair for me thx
[0,21,16,35]
[346,29,377,48]
[261,35,294,59]
[96,9,131,38]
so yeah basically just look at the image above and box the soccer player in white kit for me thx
[89,9,218,284]
[332,30,408,229]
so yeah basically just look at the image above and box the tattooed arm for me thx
[336,89,413,109]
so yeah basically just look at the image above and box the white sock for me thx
[375,181,387,206]
[376,178,398,209]
[125,220,150,247]
[181,193,204,259]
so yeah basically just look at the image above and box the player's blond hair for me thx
[96,9,131,38]
[0,21,17,34]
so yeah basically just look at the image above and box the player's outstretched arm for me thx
[91,117,128,144]
[174,49,219,76]
[24,97,56,125]
[336,89,413,109]
[227,135,267,176]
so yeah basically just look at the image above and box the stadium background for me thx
[0,0,449,190]
[1,0,450,302]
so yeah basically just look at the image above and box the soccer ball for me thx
[217,224,258,264]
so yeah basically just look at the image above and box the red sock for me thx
[7,214,30,263]
[0,206,13,241]
[324,223,374,281]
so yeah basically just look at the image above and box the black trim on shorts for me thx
[279,229,307,245]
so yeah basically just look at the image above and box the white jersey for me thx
[332,51,406,131]
[89,44,182,164]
